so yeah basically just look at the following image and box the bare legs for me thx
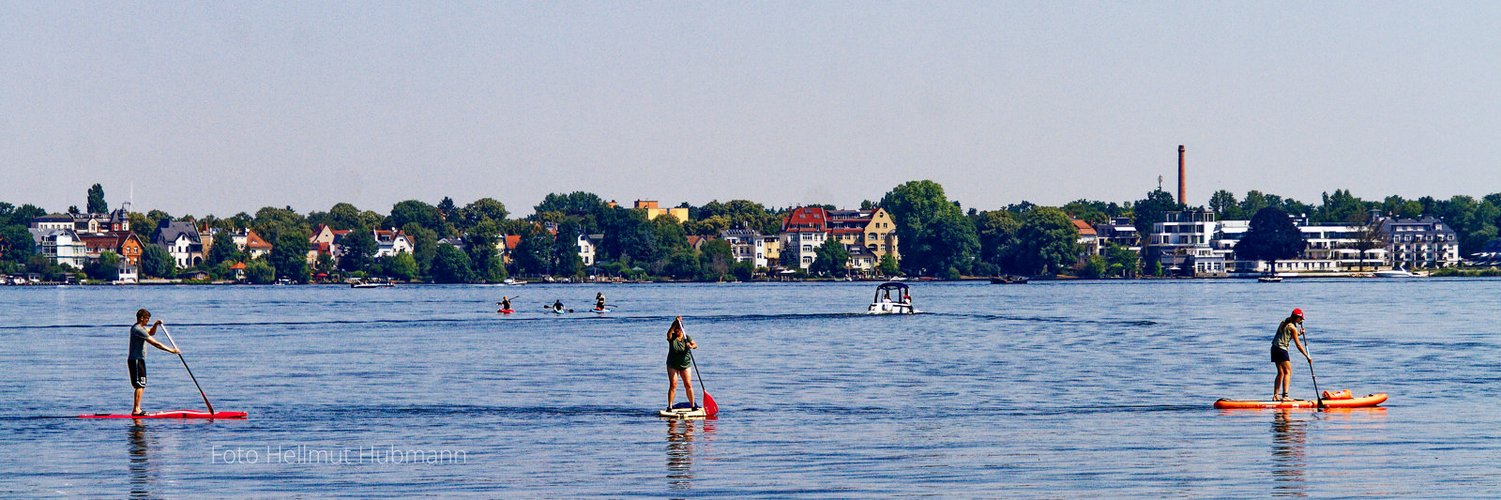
[132,388,144,414]
[1273,361,1292,400]
[666,367,696,409]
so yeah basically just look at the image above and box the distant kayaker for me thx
[552,300,565,313]
[665,316,698,411]
[129,309,179,416]
[595,292,606,311]
[498,296,512,312]
[1272,308,1311,402]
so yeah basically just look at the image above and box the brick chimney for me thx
[1177,145,1186,206]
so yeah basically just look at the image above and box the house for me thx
[242,230,274,259]
[1094,217,1140,251]
[307,224,350,265]
[779,206,829,270]
[1381,216,1460,269]
[721,228,767,268]
[577,234,604,267]
[152,220,204,269]
[29,208,131,233]
[78,232,143,282]
[501,234,521,265]
[28,228,88,269]
[635,200,691,222]
[373,228,413,258]
[761,235,782,268]
[686,235,709,252]
[1150,211,1223,277]
[30,213,75,230]
[1072,219,1100,257]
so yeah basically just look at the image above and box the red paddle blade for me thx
[702,391,718,416]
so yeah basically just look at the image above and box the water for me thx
[2,279,1499,496]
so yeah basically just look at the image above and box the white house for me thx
[577,234,603,267]
[373,228,413,258]
[153,221,204,269]
[721,228,767,268]
[29,228,88,269]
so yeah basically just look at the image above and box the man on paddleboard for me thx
[595,292,606,311]
[129,309,180,416]
[666,316,698,411]
[1272,308,1311,402]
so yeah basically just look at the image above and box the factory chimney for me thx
[1177,145,1186,206]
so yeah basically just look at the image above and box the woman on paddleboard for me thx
[666,316,698,411]
[1272,308,1311,401]
[129,309,179,416]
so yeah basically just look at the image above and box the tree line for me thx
[2,182,1500,283]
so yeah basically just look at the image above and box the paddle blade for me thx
[701,391,718,416]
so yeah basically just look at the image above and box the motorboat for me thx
[503,278,528,286]
[1373,266,1428,278]
[1257,275,1283,283]
[350,279,394,288]
[868,282,916,315]
[989,275,1029,284]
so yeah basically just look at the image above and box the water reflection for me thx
[665,419,715,491]
[1270,410,1307,497]
[127,420,156,498]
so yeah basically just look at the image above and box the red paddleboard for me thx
[79,410,248,419]
[498,309,514,314]
[1214,393,1388,409]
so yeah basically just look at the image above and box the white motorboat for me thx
[1373,266,1428,278]
[867,282,916,315]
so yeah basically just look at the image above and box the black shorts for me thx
[128,359,147,389]
[1270,346,1290,364]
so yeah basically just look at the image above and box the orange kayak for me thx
[1214,393,1388,409]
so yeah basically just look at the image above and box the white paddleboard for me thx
[658,406,707,419]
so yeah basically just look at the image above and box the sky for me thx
[3,1,1499,217]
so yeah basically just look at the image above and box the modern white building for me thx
[1151,211,1224,276]
[1381,216,1460,269]
[28,228,88,269]
[721,228,767,268]
[1215,219,1390,274]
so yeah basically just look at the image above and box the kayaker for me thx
[665,316,698,411]
[595,292,606,311]
[1272,308,1311,402]
[552,300,565,313]
[498,296,512,312]
[129,309,179,416]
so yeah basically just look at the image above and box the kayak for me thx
[80,410,249,419]
[1214,393,1388,409]
[658,405,709,419]
[497,309,514,314]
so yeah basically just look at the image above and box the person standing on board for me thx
[1272,308,1311,401]
[595,292,606,311]
[665,316,698,411]
[129,309,179,416]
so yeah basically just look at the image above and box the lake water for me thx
[1,279,1499,496]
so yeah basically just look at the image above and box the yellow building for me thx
[635,200,690,222]
[828,208,900,262]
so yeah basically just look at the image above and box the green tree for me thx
[1080,255,1108,278]
[810,237,851,277]
[663,248,701,280]
[385,200,446,235]
[140,245,175,278]
[465,220,507,282]
[1015,206,1081,276]
[269,233,311,282]
[1209,190,1241,220]
[1104,244,1140,278]
[878,252,900,277]
[535,192,610,233]
[401,223,439,278]
[338,228,378,273]
[879,180,979,276]
[437,197,459,224]
[551,220,584,278]
[974,210,1021,274]
[1317,189,1368,224]
[431,243,474,283]
[1350,212,1388,272]
[87,184,108,213]
[383,252,419,281]
[511,225,552,276]
[0,225,37,263]
[1132,188,1182,238]
[204,235,243,268]
[86,251,121,280]
[461,198,509,230]
[245,259,275,284]
[698,239,734,280]
[1235,207,1305,272]
[314,253,337,278]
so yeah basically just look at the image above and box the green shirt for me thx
[1273,320,1299,351]
[666,335,694,369]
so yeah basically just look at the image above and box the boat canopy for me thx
[873,282,909,302]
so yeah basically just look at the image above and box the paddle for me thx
[159,324,216,414]
[683,318,717,416]
[1303,326,1324,410]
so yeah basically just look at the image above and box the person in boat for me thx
[1272,308,1312,402]
[665,316,698,411]
[498,296,512,313]
[128,309,179,416]
[595,292,606,311]
[901,290,912,305]
[552,300,565,313]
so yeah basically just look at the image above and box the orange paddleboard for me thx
[1214,393,1387,409]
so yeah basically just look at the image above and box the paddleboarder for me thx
[129,309,180,416]
[595,292,606,311]
[666,316,698,411]
[1272,308,1311,402]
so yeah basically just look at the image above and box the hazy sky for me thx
[3,2,1499,217]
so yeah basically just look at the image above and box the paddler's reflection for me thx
[128,420,156,497]
[1270,410,1307,496]
[665,418,716,491]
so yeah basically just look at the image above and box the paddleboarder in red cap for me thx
[1271,308,1310,401]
